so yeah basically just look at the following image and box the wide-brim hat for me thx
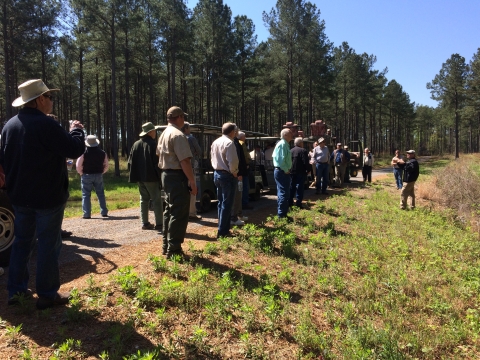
[12,79,59,107]
[139,122,161,136]
[318,137,325,144]
[85,135,100,147]
[406,149,415,154]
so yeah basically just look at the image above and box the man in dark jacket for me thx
[0,79,85,310]
[231,128,248,226]
[76,135,109,219]
[128,122,163,230]
[289,137,309,208]
[397,149,419,210]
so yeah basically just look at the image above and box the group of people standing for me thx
[0,78,421,311]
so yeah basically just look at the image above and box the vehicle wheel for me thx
[0,191,15,267]
[351,169,358,177]
[198,192,211,213]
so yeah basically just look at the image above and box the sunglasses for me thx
[43,94,54,101]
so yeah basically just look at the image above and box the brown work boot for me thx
[36,292,71,310]
[142,223,155,230]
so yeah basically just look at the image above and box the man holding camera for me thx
[397,150,419,210]
[0,79,85,310]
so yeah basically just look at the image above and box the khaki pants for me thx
[189,168,198,216]
[334,164,346,187]
[400,181,415,209]
[231,184,242,220]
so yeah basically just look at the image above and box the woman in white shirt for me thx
[362,148,374,182]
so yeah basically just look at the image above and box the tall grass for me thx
[417,154,480,232]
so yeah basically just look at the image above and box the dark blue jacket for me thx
[0,107,85,208]
[398,158,419,183]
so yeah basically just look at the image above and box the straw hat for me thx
[12,79,59,107]
[85,135,100,147]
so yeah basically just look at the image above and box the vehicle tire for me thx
[0,190,15,267]
[251,184,261,201]
[198,192,211,213]
[351,169,358,177]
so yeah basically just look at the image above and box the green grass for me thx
[6,156,480,358]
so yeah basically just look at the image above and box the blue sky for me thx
[187,0,480,108]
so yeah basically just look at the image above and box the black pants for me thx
[362,165,372,182]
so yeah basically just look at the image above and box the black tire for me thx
[198,192,211,213]
[351,169,358,177]
[0,190,15,267]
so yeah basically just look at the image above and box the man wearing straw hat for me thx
[128,122,163,230]
[0,79,85,310]
[76,135,109,219]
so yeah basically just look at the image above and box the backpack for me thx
[335,150,348,165]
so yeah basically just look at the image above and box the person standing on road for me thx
[313,138,330,195]
[211,123,239,238]
[0,79,85,310]
[238,131,254,210]
[158,106,197,258]
[181,122,202,221]
[273,128,293,218]
[289,137,309,209]
[230,128,248,226]
[330,143,349,187]
[308,141,317,188]
[76,135,109,219]
[397,150,419,210]
[343,145,352,183]
[128,122,163,231]
[391,149,404,190]
[362,148,374,183]
[250,144,268,186]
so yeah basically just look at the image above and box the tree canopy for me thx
[2,0,479,171]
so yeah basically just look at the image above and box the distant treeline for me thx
[1,0,479,174]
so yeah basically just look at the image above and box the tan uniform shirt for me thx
[157,123,192,169]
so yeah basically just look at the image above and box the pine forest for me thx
[2,0,480,174]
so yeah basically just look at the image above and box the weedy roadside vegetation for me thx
[417,154,480,232]
[2,156,480,358]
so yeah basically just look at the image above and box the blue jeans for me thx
[274,168,291,218]
[8,203,66,300]
[393,168,403,189]
[289,173,306,207]
[315,163,330,193]
[81,173,108,217]
[214,171,236,236]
